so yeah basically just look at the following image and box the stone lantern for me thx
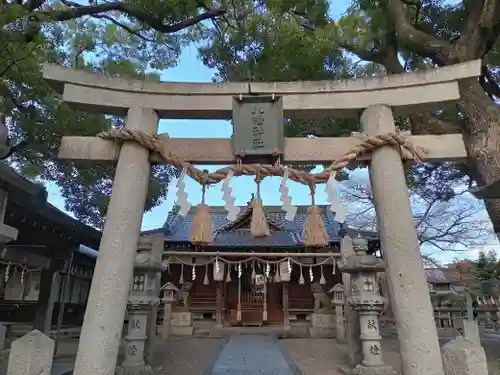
[160,282,179,340]
[330,283,346,343]
[118,251,166,375]
[338,235,398,375]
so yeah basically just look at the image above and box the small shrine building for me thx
[150,203,379,328]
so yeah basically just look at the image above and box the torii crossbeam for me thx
[43,60,481,375]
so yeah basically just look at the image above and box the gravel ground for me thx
[1,334,499,375]
[279,337,500,375]
[151,336,227,375]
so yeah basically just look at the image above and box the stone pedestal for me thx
[117,308,152,375]
[331,283,346,343]
[341,237,362,367]
[7,330,54,375]
[160,301,173,340]
[442,337,488,375]
[309,312,336,338]
[171,312,193,336]
[335,306,346,343]
[117,251,165,375]
[159,282,178,340]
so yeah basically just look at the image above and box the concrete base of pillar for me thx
[116,364,153,375]
[309,327,336,338]
[339,364,399,375]
[171,326,193,336]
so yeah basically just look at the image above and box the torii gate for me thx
[43,60,480,375]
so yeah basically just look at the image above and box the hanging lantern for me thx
[213,258,225,281]
[279,260,291,282]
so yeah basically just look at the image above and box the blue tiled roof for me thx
[157,204,378,247]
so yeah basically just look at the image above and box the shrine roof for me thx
[0,162,101,247]
[154,204,379,247]
[425,268,450,284]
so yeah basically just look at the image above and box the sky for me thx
[44,0,497,263]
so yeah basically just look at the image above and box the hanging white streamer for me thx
[287,258,292,274]
[215,258,220,274]
[334,203,348,223]
[238,262,242,278]
[175,167,192,217]
[309,266,314,282]
[191,264,196,280]
[222,170,240,221]
[325,171,348,223]
[325,171,337,207]
[279,167,297,221]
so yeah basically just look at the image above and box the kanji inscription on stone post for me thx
[232,95,284,162]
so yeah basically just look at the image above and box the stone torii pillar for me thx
[362,105,444,375]
[73,107,158,375]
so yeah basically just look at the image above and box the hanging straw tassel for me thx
[299,265,305,285]
[332,258,336,274]
[250,169,270,238]
[190,180,213,244]
[203,264,209,285]
[320,264,326,285]
[303,181,328,247]
[179,263,184,284]
[226,265,232,283]
[251,260,256,281]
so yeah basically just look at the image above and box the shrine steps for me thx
[192,324,310,339]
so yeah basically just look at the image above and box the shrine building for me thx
[148,203,379,328]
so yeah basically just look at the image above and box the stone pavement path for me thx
[211,336,296,375]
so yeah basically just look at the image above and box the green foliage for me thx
[0,0,222,228]
[473,250,500,281]
[195,0,476,189]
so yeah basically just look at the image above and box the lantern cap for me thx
[160,282,179,292]
[352,234,368,254]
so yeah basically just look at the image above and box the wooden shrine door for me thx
[226,270,284,326]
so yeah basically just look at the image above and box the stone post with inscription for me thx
[117,251,166,375]
[338,235,398,375]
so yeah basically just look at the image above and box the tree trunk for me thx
[458,78,500,237]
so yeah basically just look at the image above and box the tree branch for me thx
[380,0,458,65]
[34,1,227,34]
[456,0,499,59]
[91,13,156,43]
